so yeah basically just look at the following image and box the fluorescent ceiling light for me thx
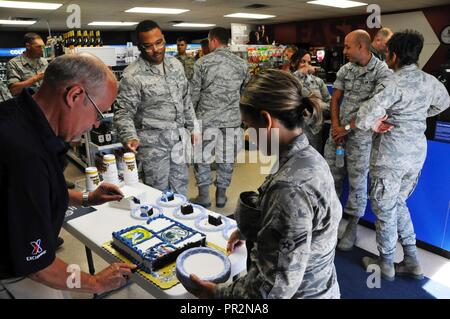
[0,19,37,25]
[224,13,275,19]
[307,0,367,9]
[88,21,138,26]
[173,23,216,28]
[125,7,189,14]
[0,1,62,10]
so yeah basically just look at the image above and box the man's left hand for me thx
[332,126,349,140]
[186,274,217,299]
[89,183,124,206]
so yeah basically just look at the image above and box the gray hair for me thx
[376,27,393,39]
[43,53,114,95]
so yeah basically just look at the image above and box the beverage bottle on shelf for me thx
[69,31,75,50]
[95,30,103,47]
[89,30,95,46]
[76,30,82,47]
[335,142,345,168]
[82,30,89,47]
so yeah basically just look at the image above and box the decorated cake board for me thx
[103,215,228,290]
[102,240,227,290]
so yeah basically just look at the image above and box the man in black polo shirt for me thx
[0,53,136,298]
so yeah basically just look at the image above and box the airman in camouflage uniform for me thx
[7,33,47,96]
[215,134,342,298]
[355,30,450,280]
[175,54,195,81]
[190,27,249,208]
[294,70,331,153]
[324,30,392,251]
[114,21,198,196]
[0,81,12,102]
[175,37,195,81]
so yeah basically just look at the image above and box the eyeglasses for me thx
[138,39,166,52]
[85,91,105,121]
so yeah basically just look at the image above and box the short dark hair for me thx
[290,49,309,67]
[208,27,229,45]
[24,32,42,45]
[177,37,188,44]
[387,29,424,67]
[136,20,160,35]
[200,39,209,47]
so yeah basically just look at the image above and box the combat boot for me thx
[216,187,228,208]
[395,245,424,280]
[337,216,359,251]
[190,185,211,208]
[362,255,395,281]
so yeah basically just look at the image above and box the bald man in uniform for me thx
[324,30,392,251]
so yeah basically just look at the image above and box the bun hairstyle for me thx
[240,69,322,130]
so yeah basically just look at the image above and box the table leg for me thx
[85,246,98,299]
[85,246,96,275]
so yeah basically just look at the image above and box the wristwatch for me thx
[82,191,90,207]
[344,124,351,132]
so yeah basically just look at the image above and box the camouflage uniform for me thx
[370,45,385,62]
[191,47,248,188]
[294,71,331,153]
[356,64,450,257]
[323,55,392,218]
[6,54,47,94]
[114,55,198,196]
[0,81,12,102]
[216,134,342,299]
[175,54,195,81]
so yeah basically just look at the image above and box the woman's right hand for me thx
[227,230,245,254]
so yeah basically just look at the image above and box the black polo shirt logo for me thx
[26,239,47,261]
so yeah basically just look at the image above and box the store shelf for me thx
[67,150,87,169]
[89,141,122,151]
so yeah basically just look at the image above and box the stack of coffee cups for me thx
[85,167,101,191]
[123,152,139,186]
[102,154,120,185]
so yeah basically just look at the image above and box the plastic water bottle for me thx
[336,143,345,168]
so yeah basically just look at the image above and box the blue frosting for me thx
[112,216,206,270]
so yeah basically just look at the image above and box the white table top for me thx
[63,183,247,299]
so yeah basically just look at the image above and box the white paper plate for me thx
[222,223,238,241]
[194,214,229,232]
[173,203,207,220]
[130,204,163,220]
[157,193,187,208]
[176,247,231,291]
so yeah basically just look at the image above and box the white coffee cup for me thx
[102,154,120,185]
[85,167,101,191]
[123,152,139,185]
